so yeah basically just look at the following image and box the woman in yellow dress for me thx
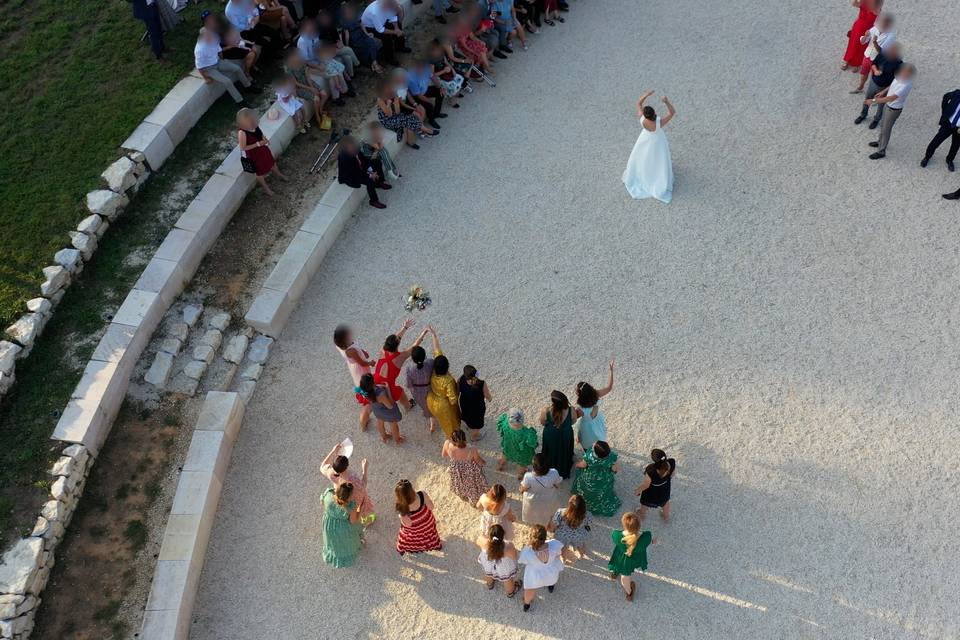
[426,327,460,436]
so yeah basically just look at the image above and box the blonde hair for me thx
[621,512,641,556]
[528,524,547,550]
[236,107,257,128]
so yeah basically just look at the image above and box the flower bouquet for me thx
[404,285,432,312]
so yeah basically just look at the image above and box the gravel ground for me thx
[191,0,960,637]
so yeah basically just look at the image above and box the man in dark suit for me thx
[133,0,168,63]
[921,89,960,172]
[337,136,390,209]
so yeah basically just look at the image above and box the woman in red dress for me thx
[841,0,881,70]
[374,320,426,411]
[395,479,442,554]
[237,108,287,195]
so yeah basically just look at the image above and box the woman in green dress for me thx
[322,482,364,568]
[608,512,656,601]
[571,440,621,517]
[496,408,538,480]
[538,391,577,479]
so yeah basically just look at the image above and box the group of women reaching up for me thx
[327,320,678,606]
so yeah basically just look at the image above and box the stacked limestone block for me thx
[0,445,92,639]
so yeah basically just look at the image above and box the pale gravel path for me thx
[191,0,960,637]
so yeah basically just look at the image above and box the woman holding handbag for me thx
[237,108,287,195]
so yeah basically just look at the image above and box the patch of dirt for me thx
[31,398,191,640]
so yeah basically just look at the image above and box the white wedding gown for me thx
[622,116,673,203]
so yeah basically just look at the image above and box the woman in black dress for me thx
[538,391,578,480]
[635,448,676,523]
[458,365,491,441]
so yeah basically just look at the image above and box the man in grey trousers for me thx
[865,63,915,160]
[195,27,253,106]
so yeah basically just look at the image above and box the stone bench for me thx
[121,71,225,170]
[52,99,296,454]
[244,115,403,337]
[139,392,244,640]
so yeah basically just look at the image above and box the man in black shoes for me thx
[921,88,960,172]
[855,42,902,130]
[338,136,391,209]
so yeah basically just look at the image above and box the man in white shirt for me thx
[195,27,252,105]
[865,63,915,160]
[361,0,410,66]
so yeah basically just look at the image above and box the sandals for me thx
[486,580,496,590]
[506,580,522,598]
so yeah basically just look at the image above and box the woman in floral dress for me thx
[442,429,489,505]
[321,483,363,567]
[548,494,592,563]
[496,409,538,479]
[571,441,621,517]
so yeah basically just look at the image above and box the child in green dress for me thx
[571,441,621,516]
[607,512,656,601]
[496,408,538,480]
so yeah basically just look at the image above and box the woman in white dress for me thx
[623,90,677,203]
[518,525,564,612]
[519,453,562,527]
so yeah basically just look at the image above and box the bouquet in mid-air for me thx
[404,285,432,312]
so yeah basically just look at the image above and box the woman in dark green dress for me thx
[538,390,576,479]
[571,441,621,516]
[607,512,656,601]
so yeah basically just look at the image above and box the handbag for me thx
[240,154,257,174]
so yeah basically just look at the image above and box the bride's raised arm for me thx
[659,96,677,127]
[636,90,655,116]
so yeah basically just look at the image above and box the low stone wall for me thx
[0,70,228,405]
[0,99,300,640]
[139,391,245,640]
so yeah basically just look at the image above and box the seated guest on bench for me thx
[338,136,391,209]
[194,27,253,107]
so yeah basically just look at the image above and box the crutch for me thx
[310,129,344,174]
[470,64,496,88]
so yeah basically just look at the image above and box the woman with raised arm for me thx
[320,442,375,524]
[574,358,614,452]
[622,91,675,204]
[405,324,439,432]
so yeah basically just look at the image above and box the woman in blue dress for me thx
[574,359,615,452]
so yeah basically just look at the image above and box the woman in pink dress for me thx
[334,324,376,430]
[320,442,376,525]
[842,0,881,70]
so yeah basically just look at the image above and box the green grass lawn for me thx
[0,0,222,328]
[0,0,244,542]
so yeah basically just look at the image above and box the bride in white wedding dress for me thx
[622,90,676,203]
